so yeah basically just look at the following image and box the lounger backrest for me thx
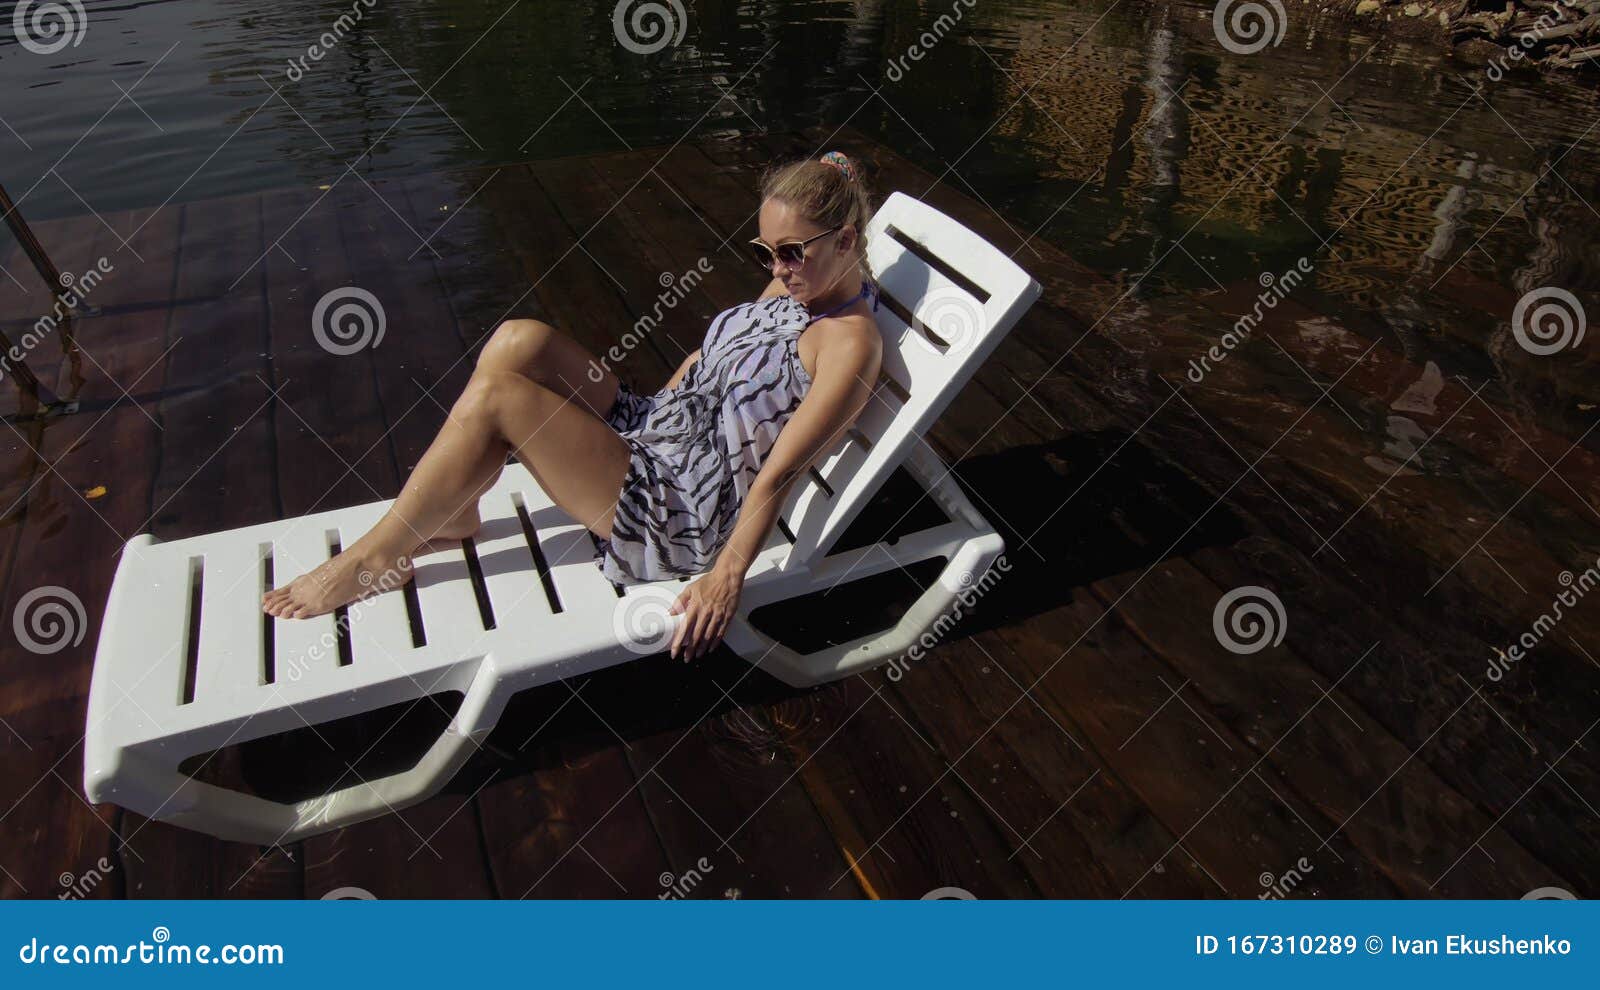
[778,191,1042,568]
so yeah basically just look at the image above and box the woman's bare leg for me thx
[431,318,623,541]
[262,368,631,619]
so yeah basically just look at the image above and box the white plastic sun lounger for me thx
[84,191,1042,843]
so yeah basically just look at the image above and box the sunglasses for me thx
[747,225,842,271]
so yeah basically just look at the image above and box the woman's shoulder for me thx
[807,307,883,362]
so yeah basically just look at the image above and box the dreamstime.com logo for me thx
[1186,256,1313,385]
[12,585,87,656]
[59,857,115,900]
[312,286,387,355]
[885,555,1010,680]
[613,0,687,55]
[1485,16,1562,81]
[12,1,88,55]
[1259,856,1314,900]
[284,0,379,82]
[277,558,410,681]
[587,258,713,383]
[2,257,115,387]
[1486,553,1599,684]
[1510,286,1586,356]
[1212,585,1287,656]
[17,928,284,966]
[884,0,978,82]
[1211,0,1287,56]
[658,857,715,899]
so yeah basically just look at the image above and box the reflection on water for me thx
[2,0,1598,448]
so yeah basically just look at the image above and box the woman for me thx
[262,150,885,661]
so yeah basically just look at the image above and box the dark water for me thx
[3,0,1599,423]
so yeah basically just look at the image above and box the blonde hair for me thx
[759,151,874,279]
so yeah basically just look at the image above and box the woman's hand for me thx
[668,563,744,661]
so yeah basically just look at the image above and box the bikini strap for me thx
[804,281,878,325]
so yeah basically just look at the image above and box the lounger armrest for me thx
[96,655,511,845]
[726,528,1005,688]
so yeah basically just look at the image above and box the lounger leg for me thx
[104,658,512,845]
[724,530,1004,688]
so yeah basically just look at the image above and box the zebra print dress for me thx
[591,286,874,585]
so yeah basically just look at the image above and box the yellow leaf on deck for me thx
[84,485,107,499]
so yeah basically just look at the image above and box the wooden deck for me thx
[0,125,1595,899]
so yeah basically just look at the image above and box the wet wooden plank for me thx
[1192,281,1600,538]
[259,185,394,516]
[0,737,120,899]
[477,682,672,898]
[771,675,1041,898]
[883,629,1216,897]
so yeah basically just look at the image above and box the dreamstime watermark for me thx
[658,857,714,899]
[586,258,713,382]
[312,286,387,355]
[1510,286,1586,357]
[885,0,978,82]
[613,585,682,656]
[320,886,377,899]
[284,0,379,82]
[1485,15,1562,82]
[921,886,977,899]
[612,0,687,55]
[910,285,988,357]
[1258,856,1314,900]
[1486,553,1599,684]
[58,858,115,900]
[1185,256,1313,385]
[12,585,87,656]
[1,257,115,386]
[1212,0,1287,56]
[884,555,1010,681]
[276,558,410,681]
[17,928,284,966]
[12,1,88,55]
[1212,585,1287,656]
[1522,886,1578,900]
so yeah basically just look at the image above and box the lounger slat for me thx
[471,487,552,630]
[194,540,269,702]
[105,546,196,715]
[871,247,981,393]
[409,543,487,656]
[527,500,618,615]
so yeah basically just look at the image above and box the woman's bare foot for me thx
[261,546,414,620]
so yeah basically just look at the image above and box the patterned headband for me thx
[820,150,857,182]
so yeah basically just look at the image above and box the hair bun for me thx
[819,150,857,182]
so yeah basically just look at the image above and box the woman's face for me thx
[756,198,857,307]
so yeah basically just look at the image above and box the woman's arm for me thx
[758,276,789,300]
[663,347,700,391]
[669,318,883,660]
